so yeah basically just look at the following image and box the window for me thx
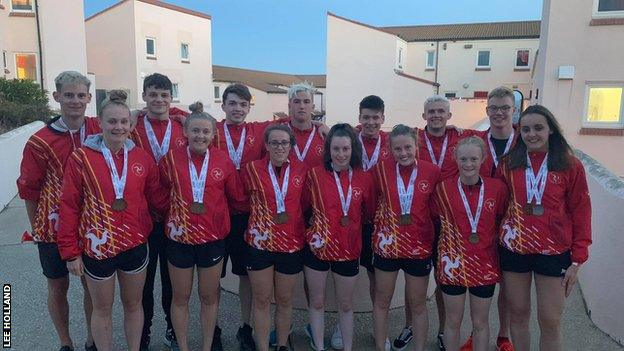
[426,50,435,70]
[474,91,489,98]
[146,37,156,58]
[397,47,404,69]
[180,43,189,62]
[515,49,530,68]
[2,51,7,69]
[15,53,37,81]
[444,92,456,99]
[11,0,32,11]
[214,86,220,100]
[476,50,491,68]
[172,83,179,101]
[593,0,624,18]
[584,85,624,127]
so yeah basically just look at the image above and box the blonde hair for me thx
[99,89,129,116]
[54,71,91,91]
[454,136,486,159]
[487,86,514,101]
[287,81,315,100]
[184,100,216,132]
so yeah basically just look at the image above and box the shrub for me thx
[0,78,53,133]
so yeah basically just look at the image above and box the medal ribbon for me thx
[457,177,485,234]
[359,132,381,171]
[101,144,128,200]
[487,130,515,167]
[187,147,210,203]
[333,168,353,217]
[525,153,548,205]
[57,117,86,149]
[395,163,418,215]
[223,123,246,170]
[291,124,316,161]
[268,163,290,214]
[144,116,172,162]
[424,131,448,167]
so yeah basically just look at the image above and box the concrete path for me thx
[1,196,621,350]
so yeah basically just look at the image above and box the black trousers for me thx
[142,222,173,337]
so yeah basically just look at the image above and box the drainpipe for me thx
[434,41,440,94]
[34,0,44,90]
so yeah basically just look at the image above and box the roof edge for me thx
[327,11,402,40]
[86,0,211,22]
[394,69,439,87]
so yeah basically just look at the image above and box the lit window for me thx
[11,0,33,11]
[172,83,179,100]
[515,49,530,68]
[426,50,435,69]
[476,50,491,68]
[585,86,623,126]
[15,53,37,81]
[146,37,156,57]
[214,86,220,100]
[598,0,624,12]
[474,91,489,99]
[180,43,189,61]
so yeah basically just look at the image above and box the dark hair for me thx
[323,123,362,171]
[263,124,295,146]
[99,89,129,116]
[222,83,252,102]
[359,95,385,113]
[502,104,573,171]
[389,124,417,144]
[143,73,172,94]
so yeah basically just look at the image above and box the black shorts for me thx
[167,239,225,269]
[245,245,303,275]
[360,223,374,273]
[37,242,68,279]
[223,213,249,277]
[83,243,149,281]
[440,284,496,299]
[302,247,359,277]
[499,246,572,277]
[373,254,432,277]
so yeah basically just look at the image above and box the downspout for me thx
[34,0,44,90]
[434,41,440,94]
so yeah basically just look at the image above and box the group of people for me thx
[18,70,592,351]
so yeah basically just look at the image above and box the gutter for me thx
[34,0,44,90]
[434,41,440,94]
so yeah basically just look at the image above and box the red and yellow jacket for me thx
[416,128,464,181]
[130,112,188,164]
[213,120,273,169]
[286,123,325,169]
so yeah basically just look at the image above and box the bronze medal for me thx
[340,216,349,227]
[275,212,289,224]
[190,202,206,214]
[523,203,533,215]
[111,198,127,211]
[399,214,412,226]
[532,204,544,216]
[469,232,480,244]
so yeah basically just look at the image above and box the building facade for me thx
[85,0,213,111]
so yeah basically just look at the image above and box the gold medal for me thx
[340,216,349,227]
[275,212,289,224]
[399,214,412,226]
[111,198,127,211]
[190,202,206,214]
[469,232,480,244]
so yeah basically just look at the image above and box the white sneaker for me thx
[385,338,391,351]
[331,326,344,350]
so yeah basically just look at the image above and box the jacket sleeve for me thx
[226,163,249,213]
[17,137,48,201]
[566,160,592,264]
[57,152,84,260]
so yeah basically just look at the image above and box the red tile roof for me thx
[213,65,326,93]
[382,20,540,42]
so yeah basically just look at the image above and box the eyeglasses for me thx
[268,141,291,149]
[486,105,512,113]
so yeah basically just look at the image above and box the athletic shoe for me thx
[392,326,413,351]
[269,325,293,348]
[385,338,391,351]
[460,335,472,351]
[330,326,343,349]
[139,335,150,351]
[59,346,74,351]
[237,324,256,351]
[437,333,447,351]
[304,324,321,350]
[212,325,224,351]
[84,342,97,351]
[496,337,514,351]
[163,328,177,348]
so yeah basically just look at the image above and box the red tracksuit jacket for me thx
[131,112,188,164]
[305,165,375,261]
[213,120,273,170]
[359,130,392,169]
[242,157,308,253]
[285,122,325,169]
[159,147,247,245]
[497,152,592,264]
[433,177,508,287]
[57,136,164,260]
[372,160,441,260]
[476,128,519,178]
[417,128,470,181]
[17,117,101,242]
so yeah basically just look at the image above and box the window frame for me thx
[593,0,624,18]
[10,0,34,12]
[476,49,491,69]
[180,43,190,62]
[145,37,157,58]
[214,85,220,101]
[397,46,404,70]
[14,52,38,82]
[172,83,180,102]
[514,49,531,69]
[444,92,457,99]
[582,82,624,129]
[425,50,436,70]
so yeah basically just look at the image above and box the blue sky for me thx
[84,0,543,75]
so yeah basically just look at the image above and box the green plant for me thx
[0,78,53,133]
